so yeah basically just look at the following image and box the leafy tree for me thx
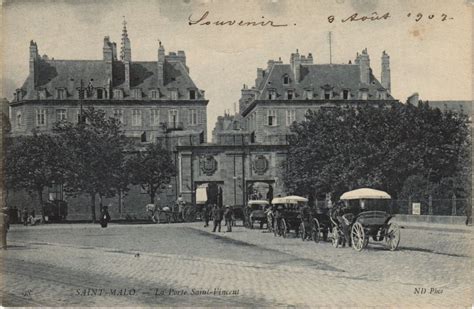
[54,107,129,222]
[127,142,176,204]
[285,102,470,201]
[5,134,66,218]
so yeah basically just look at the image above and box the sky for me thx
[1,0,472,136]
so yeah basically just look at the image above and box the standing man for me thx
[0,207,9,249]
[100,204,111,228]
[224,205,234,232]
[212,204,222,232]
[177,194,185,221]
[202,203,210,227]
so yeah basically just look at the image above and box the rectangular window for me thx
[324,90,331,100]
[57,89,66,100]
[305,90,313,100]
[343,90,350,100]
[56,109,67,121]
[132,89,142,99]
[16,111,22,127]
[113,89,123,99]
[35,109,47,126]
[287,90,293,100]
[360,91,368,100]
[268,90,277,100]
[168,109,179,126]
[189,90,196,100]
[267,110,277,126]
[150,109,160,126]
[190,109,198,125]
[39,90,47,100]
[97,89,104,99]
[132,109,142,126]
[286,110,296,126]
[113,109,124,123]
[150,90,159,100]
[170,90,178,100]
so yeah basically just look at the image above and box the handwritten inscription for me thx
[186,10,455,28]
[188,11,289,27]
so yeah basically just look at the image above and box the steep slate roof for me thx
[21,57,201,100]
[257,63,393,100]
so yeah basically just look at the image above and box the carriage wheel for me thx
[351,222,365,251]
[312,219,321,243]
[281,219,288,238]
[385,223,401,251]
[331,226,340,248]
[299,222,305,241]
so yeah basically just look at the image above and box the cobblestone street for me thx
[2,221,472,307]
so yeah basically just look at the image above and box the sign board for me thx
[412,203,421,215]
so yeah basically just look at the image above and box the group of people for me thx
[201,204,234,233]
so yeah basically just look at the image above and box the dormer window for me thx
[113,89,123,99]
[324,90,331,100]
[132,88,142,99]
[283,74,290,85]
[170,90,178,100]
[359,89,368,100]
[304,90,313,100]
[286,90,294,100]
[150,89,159,100]
[268,90,277,100]
[56,88,66,100]
[96,88,105,99]
[189,89,196,100]
[38,89,47,100]
[377,89,387,100]
[342,90,350,100]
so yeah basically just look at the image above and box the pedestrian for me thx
[202,203,210,227]
[0,207,9,249]
[177,194,186,221]
[224,205,233,232]
[22,207,28,226]
[465,204,472,226]
[212,204,222,232]
[100,204,111,228]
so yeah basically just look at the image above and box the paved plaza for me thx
[1,221,472,307]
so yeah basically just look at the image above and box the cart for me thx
[244,200,270,229]
[271,196,307,238]
[339,188,400,251]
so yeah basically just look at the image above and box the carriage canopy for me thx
[271,195,308,204]
[340,188,391,200]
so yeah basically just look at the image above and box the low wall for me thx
[393,214,467,225]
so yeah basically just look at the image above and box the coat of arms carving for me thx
[253,155,268,175]
[200,155,218,176]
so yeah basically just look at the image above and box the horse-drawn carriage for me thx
[244,200,270,229]
[271,196,308,238]
[331,188,401,251]
[299,204,331,243]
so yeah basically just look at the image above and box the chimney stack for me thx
[29,40,39,91]
[290,49,301,84]
[157,41,165,87]
[358,48,370,84]
[121,18,131,92]
[381,51,391,93]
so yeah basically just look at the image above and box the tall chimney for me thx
[358,48,370,85]
[381,51,391,93]
[29,40,39,91]
[157,41,165,87]
[290,49,301,84]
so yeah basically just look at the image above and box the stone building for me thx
[175,48,399,208]
[9,21,208,143]
[7,22,208,220]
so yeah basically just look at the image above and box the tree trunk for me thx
[37,187,44,221]
[90,193,96,223]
